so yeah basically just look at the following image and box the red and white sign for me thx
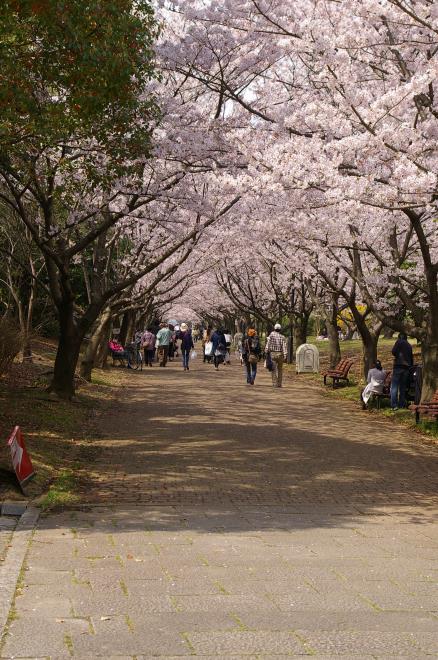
[7,426,35,489]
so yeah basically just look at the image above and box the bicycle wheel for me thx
[133,349,143,370]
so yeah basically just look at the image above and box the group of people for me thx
[362,333,415,410]
[108,321,196,370]
[201,323,288,387]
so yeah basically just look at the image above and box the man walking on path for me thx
[265,323,288,388]
[390,332,413,409]
[156,322,172,367]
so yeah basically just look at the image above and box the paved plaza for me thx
[1,359,438,657]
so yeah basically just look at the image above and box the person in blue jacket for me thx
[211,328,227,371]
[180,323,194,371]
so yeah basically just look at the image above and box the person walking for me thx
[265,323,288,388]
[242,328,261,385]
[390,333,413,409]
[202,326,212,363]
[180,323,194,371]
[156,322,172,367]
[211,327,227,371]
[141,327,156,366]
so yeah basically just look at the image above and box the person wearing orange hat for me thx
[242,328,261,385]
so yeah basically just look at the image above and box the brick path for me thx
[1,358,438,657]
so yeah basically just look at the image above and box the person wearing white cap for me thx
[265,323,288,388]
[180,323,194,371]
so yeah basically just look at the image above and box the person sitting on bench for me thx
[361,360,387,405]
[108,338,132,368]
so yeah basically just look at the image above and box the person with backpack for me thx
[242,328,261,385]
[211,327,227,371]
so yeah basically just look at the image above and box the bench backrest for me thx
[334,358,354,376]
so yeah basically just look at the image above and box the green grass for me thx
[40,470,81,511]
[0,352,125,502]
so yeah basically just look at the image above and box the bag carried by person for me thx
[204,341,213,356]
[191,350,197,360]
[264,352,273,371]
[248,353,258,364]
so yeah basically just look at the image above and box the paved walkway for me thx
[1,358,438,658]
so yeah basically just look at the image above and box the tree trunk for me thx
[421,340,438,402]
[48,304,83,400]
[287,317,294,363]
[118,311,130,345]
[294,313,309,351]
[95,321,112,368]
[361,333,379,380]
[383,326,394,339]
[327,320,341,368]
[80,309,112,381]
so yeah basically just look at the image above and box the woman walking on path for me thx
[180,323,194,371]
[211,328,227,371]
[265,323,288,388]
[242,328,261,385]
[141,328,156,366]
[202,326,212,363]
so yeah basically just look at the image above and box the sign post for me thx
[7,426,35,491]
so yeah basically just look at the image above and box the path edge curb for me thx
[0,506,40,641]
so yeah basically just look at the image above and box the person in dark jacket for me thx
[390,333,413,409]
[242,328,261,385]
[180,323,194,371]
[211,328,227,371]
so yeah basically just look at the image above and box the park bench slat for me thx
[409,388,438,423]
[323,358,355,389]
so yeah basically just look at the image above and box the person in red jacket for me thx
[108,338,132,368]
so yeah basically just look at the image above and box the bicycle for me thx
[126,341,143,371]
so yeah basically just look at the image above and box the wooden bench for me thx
[409,389,438,424]
[109,349,127,367]
[323,358,355,388]
[361,370,392,410]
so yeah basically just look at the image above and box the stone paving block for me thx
[271,588,375,613]
[186,630,308,655]
[416,632,438,653]
[125,576,220,596]
[22,567,75,586]
[15,590,73,618]
[128,610,240,632]
[1,501,27,517]
[72,590,176,616]
[296,630,424,656]
[2,614,90,657]
[173,593,279,613]
[344,581,438,611]
[71,615,191,656]
[137,656,258,660]
[75,558,162,584]
[0,515,19,530]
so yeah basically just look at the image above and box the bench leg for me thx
[415,410,419,424]
[324,375,327,385]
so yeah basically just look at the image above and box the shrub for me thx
[0,318,22,377]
